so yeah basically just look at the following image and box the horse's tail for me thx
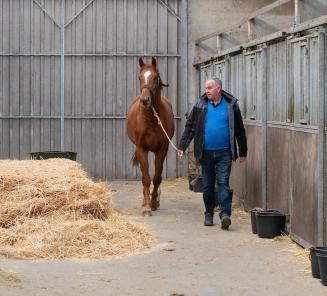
[132,152,139,166]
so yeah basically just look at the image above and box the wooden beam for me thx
[193,14,327,67]
[221,33,243,45]
[247,0,292,20]
[197,43,217,54]
[195,0,292,44]
[289,14,327,33]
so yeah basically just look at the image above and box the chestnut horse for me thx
[126,57,175,215]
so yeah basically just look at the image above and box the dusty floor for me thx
[0,178,326,296]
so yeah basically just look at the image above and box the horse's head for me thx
[138,57,168,108]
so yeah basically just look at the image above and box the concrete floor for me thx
[0,179,326,296]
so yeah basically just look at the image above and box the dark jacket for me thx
[178,90,247,161]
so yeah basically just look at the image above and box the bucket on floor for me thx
[31,151,77,161]
[191,176,203,192]
[250,209,260,234]
[250,209,281,235]
[188,174,197,191]
[310,246,327,279]
[255,211,286,239]
[317,253,327,285]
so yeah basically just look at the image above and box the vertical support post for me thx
[294,0,300,26]
[197,65,201,97]
[225,54,231,92]
[286,36,294,234]
[60,0,65,151]
[217,34,223,53]
[180,0,188,175]
[247,19,255,41]
[261,45,268,209]
[317,26,325,245]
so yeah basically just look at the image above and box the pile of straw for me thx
[0,159,151,259]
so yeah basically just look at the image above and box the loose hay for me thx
[0,268,22,287]
[232,204,249,223]
[0,159,152,259]
[277,234,310,266]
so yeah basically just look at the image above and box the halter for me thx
[140,76,169,102]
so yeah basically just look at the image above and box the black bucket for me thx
[317,253,327,285]
[256,211,286,239]
[31,151,77,161]
[250,209,281,235]
[188,174,197,191]
[191,176,203,192]
[250,209,260,234]
[310,246,327,279]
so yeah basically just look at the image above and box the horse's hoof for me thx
[151,201,160,211]
[142,208,152,216]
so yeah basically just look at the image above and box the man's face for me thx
[205,80,220,100]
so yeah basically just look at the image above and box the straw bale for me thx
[0,159,110,226]
[0,159,152,259]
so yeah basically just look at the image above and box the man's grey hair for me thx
[207,77,222,88]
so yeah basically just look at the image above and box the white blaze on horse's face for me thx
[140,70,153,108]
[144,70,152,84]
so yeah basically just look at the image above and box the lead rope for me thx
[151,106,179,152]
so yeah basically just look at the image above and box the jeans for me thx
[200,149,232,219]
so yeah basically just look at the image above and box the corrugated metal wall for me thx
[0,0,181,180]
[197,24,327,247]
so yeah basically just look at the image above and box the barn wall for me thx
[0,0,181,180]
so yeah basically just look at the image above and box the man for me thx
[177,78,247,230]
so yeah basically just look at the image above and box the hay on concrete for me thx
[0,159,152,259]
[276,234,310,264]
[232,204,249,223]
[0,268,22,287]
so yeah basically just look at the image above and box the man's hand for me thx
[177,150,184,158]
[239,156,246,163]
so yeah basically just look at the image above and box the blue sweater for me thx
[203,97,230,150]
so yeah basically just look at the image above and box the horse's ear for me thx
[151,57,157,68]
[139,58,145,67]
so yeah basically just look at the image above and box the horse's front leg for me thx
[151,148,167,211]
[136,148,152,216]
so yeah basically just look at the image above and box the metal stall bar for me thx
[32,0,61,28]
[261,45,268,210]
[225,55,231,91]
[60,0,65,151]
[294,0,300,25]
[317,26,325,245]
[180,0,188,174]
[0,53,181,57]
[158,0,181,22]
[64,0,95,28]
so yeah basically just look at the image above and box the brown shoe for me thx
[221,216,231,230]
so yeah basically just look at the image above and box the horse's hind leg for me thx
[151,149,167,211]
[136,148,152,215]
